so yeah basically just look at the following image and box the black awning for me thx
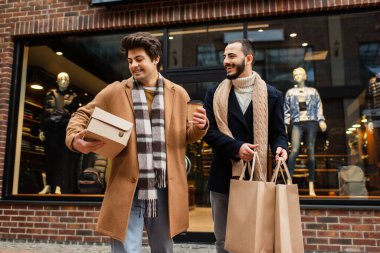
[90,0,130,7]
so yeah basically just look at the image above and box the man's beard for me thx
[226,59,245,80]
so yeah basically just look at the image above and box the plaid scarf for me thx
[132,73,167,217]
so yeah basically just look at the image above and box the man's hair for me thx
[121,32,162,69]
[227,39,255,57]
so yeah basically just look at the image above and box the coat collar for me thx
[124,76,175,133]
[163,78,175,133]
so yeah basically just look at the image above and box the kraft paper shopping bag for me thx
[271,158,304,253]
[225,152,276,253]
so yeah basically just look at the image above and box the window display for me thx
[19,67,98,195]
[19,99,45,194]
[284,67,327,196]
[5,11,380,202]
[360,74,380,195]
[39,72,80,194]
[77,153,109,194]
[366,75,380,137]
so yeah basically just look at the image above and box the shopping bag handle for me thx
[239,152,265,181]
[270,157,292,184]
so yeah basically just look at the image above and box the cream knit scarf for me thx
[213,71,268,180]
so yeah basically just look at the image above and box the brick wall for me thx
[0,203,108,243]
[1,0,380,250]
[1,203,380,251]
[302,209,380,252]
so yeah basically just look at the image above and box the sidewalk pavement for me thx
[0,241,215,253]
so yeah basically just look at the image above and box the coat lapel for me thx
[228,89,248,129]
[163,78,175,136]
[124,78,134,113]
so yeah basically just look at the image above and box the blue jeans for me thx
[287,121,318,181]
[210,191,231,253]
[111,189,173,253]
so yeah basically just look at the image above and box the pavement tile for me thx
[0,241,215,253]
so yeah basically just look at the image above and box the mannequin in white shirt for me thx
[285,67,327,196]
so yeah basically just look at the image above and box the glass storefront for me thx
[4,11,380,220]
[168,24,244,68]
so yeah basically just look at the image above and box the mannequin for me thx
[284,67,327,196]
[39,72,80,194]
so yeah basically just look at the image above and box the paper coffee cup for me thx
[187,100,204,123]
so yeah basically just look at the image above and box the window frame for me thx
[2,11,380,207]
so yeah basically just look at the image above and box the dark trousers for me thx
[44,121,80,193]
[287,121,318,181]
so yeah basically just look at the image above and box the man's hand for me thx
[275,147,288,161]
[72,129,105,154]
[238,143,259,162]
[192,107,208,130]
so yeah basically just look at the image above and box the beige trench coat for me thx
[66,77,208,242]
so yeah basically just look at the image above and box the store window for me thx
[11,31,162,197]
[5,11,380,203]
[245,12,380,198]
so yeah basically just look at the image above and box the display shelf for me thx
[25,100,43,109]
[23,117,40,124]
[299,189,339,193]
[295,168,338,173]
[22,132,41,140]
[20,160,45,166]
[18,92,46,194]
[21,149,45,156]
[291,153,348,196]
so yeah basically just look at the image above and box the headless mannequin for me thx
[39,72,79,194]
[285,68,327,196]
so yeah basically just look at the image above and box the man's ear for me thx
[153,56,160,65]
[246,54,254,65]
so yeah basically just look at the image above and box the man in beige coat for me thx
[66,32,208,253]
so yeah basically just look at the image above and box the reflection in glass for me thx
[264,48,314,88]
[16,30,162,196]
[9,11,380,201]
[359,42,380,83]
[168,24,243,68]
[247,12,380,198]
[180,82,217,101]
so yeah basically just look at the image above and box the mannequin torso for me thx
[285,68,327,132]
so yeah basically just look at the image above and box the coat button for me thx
[131,178,137,183]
